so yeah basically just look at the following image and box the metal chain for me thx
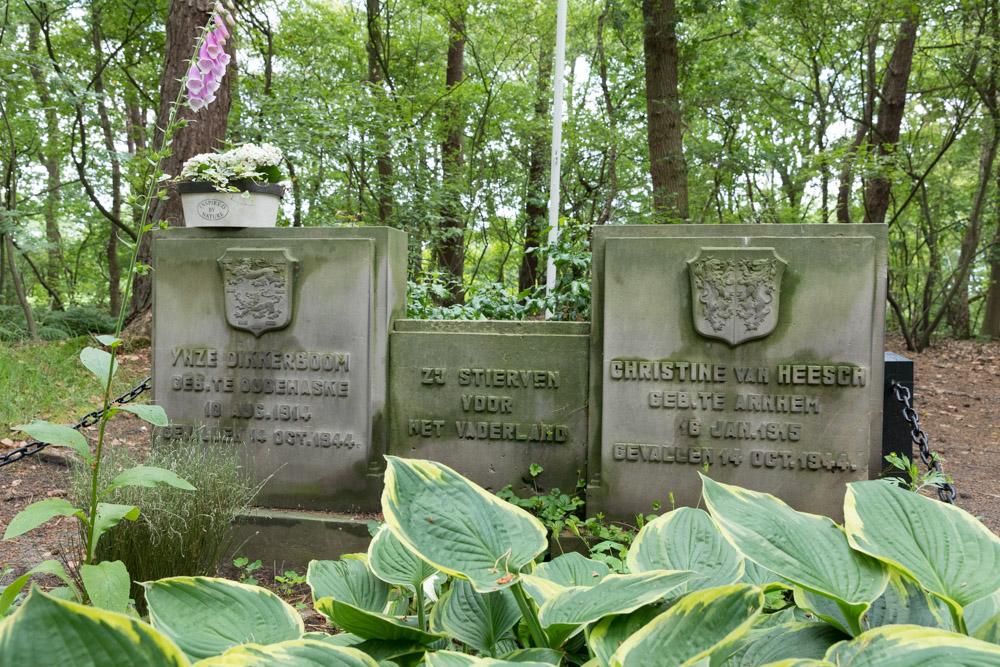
[890,380,957,505]
[0,376,152,469]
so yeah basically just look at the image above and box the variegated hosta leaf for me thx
[307,556,391,613]
[844,480,1000,630]
[701,475,886,634]
[825,624,1000,665]
[967,591,1000,644]
[627,507,743,593]
[313,596,447,645]
[423,651,553,666]
[865,571,953,632]
[720,621,845,666]
[792,587,852,636]
[499,647,564,664]
[381,457,547,593]
[609,584,763,667]
[533,552,610,588]
[430,578,520,654]
[739,560,786,590]
[368,524,438,592]
[588,605,663,667]
[518,574,565,607]
[0,588,188,666]
[538,570,697,644]
[143,577,303,661]
[195,639,378,666]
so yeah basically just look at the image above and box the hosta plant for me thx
[4,457,1000,666]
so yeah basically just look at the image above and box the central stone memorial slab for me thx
[152,227,406,512]
[588,224,887,521]
[387,320,589,496]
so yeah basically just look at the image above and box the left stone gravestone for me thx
[152,227,407,512]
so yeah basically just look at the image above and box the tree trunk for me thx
[863,10,919,225]
[366,0,394,225]
[518,38,553,294]
[130,0,234,322]
[434,3,467,305]
[642,0,688,221]
[837,24,879,224]
[90,5,122,316]
[28,23,64,308]
[595,2,619,227]
[4,234,39,341]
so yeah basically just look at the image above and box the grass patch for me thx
[0,337,149,438]
[69,436,262,614]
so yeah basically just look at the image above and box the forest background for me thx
[2,0,1000,352]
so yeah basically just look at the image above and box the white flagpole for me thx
[545,0,568,319]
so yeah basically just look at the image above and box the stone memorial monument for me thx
[387,320,589,495]
[588,224,887,521]
[152,227,406,512]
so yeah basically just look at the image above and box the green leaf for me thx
[4,498,82,540]
[80,346,118,386]
[81,560,131,614]
[967,592,1000,644]
[314,597,446,644]
[499,648,564,664]
[627,507,743,592]
[532,552,610,588]
[701,475,887,634]
[825,624,1000,665]
[302,631,364,647]
[844,480,1000,631]
[721,621,845,666]
[538,570,697,644]
[115,404,169,427]
[90,504,139,562]
[0,588,188,665]
[423,652,553,666]
[95,335,121,347]
[367,525,438,592]
[28,559,79,598]
[195,639,378,666]
[307,557,391,612]
[792,587,852,635]
[430,578,520,654]
[0,573,30,618]
[104,466,195,496]
[739,560,786,590]
[588,606,663,667]
[12,421,92,464]
[381,457,547,593]
[865,571,954,632]
[144,576,303,661]
[609,584,763,667]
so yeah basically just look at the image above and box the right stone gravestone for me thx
[589,224,887,521]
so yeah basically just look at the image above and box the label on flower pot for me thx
[196,198,230,222]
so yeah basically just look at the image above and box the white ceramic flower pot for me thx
[178,180,283,228]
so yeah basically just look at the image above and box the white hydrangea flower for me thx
[179,143,286,191]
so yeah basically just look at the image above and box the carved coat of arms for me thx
[687,247,786,346]
[218,249,297,336]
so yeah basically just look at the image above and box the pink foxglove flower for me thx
[185,11,234,113]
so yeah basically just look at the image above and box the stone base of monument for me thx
[228,509,376,570]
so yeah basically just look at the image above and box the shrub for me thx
[68,436,261,612]
[41,307,117,338]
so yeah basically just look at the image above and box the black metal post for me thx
[882,352,914,480]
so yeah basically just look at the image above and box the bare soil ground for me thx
[2,335,999,587]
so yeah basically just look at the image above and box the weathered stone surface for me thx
[588,224,887,521]
[152,227,406,512]
[388,320,589,496]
